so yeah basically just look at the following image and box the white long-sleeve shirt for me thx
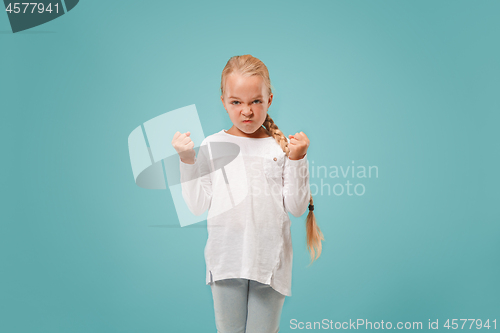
[179,129,310,297]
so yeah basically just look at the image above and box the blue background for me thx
[1,0,499,332]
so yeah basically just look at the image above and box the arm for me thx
[283,153,311,217]
[179,140,213,216]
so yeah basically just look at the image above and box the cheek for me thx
[228,105,241,114]
[229,111,241,121]
[251,104,263,113]
[257,106,267,118]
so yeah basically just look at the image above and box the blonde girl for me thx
[172,54,324,333]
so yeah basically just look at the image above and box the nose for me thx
[241,106,252,117]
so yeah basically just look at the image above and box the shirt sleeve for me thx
[283,153,311,217]
[179,139,213,216]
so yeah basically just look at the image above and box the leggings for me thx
[210,278,286,333]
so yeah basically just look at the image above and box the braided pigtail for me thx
[263,113,324,264]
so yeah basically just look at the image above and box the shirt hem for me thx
[206,269,291,297]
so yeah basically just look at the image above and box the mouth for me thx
[242,120,252,123]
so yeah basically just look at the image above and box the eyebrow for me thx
[228,95,263,100]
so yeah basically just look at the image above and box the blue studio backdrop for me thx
[1,0,499,332]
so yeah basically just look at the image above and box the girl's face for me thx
[221,73,273,138]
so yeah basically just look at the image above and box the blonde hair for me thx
[220,54,324,264]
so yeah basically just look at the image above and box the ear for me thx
[220,95,226,111]
[267,93,273,108]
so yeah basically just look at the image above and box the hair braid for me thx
[263,113,324,264]
[262,114,290,156]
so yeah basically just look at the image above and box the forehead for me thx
[225,73,266,98]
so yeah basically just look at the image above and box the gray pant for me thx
[210,278,286,333]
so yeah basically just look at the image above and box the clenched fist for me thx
[172,131,196,164]
[288,131,310,160]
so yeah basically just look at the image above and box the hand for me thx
[172,131,195,164]
[288,131,310,160]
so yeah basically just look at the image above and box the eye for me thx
[231,101,240,105]
[253,100,261,104]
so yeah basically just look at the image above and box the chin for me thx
[238,127,255,134]
[236,126,249,134]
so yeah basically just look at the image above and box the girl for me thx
[172,55,324,333]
